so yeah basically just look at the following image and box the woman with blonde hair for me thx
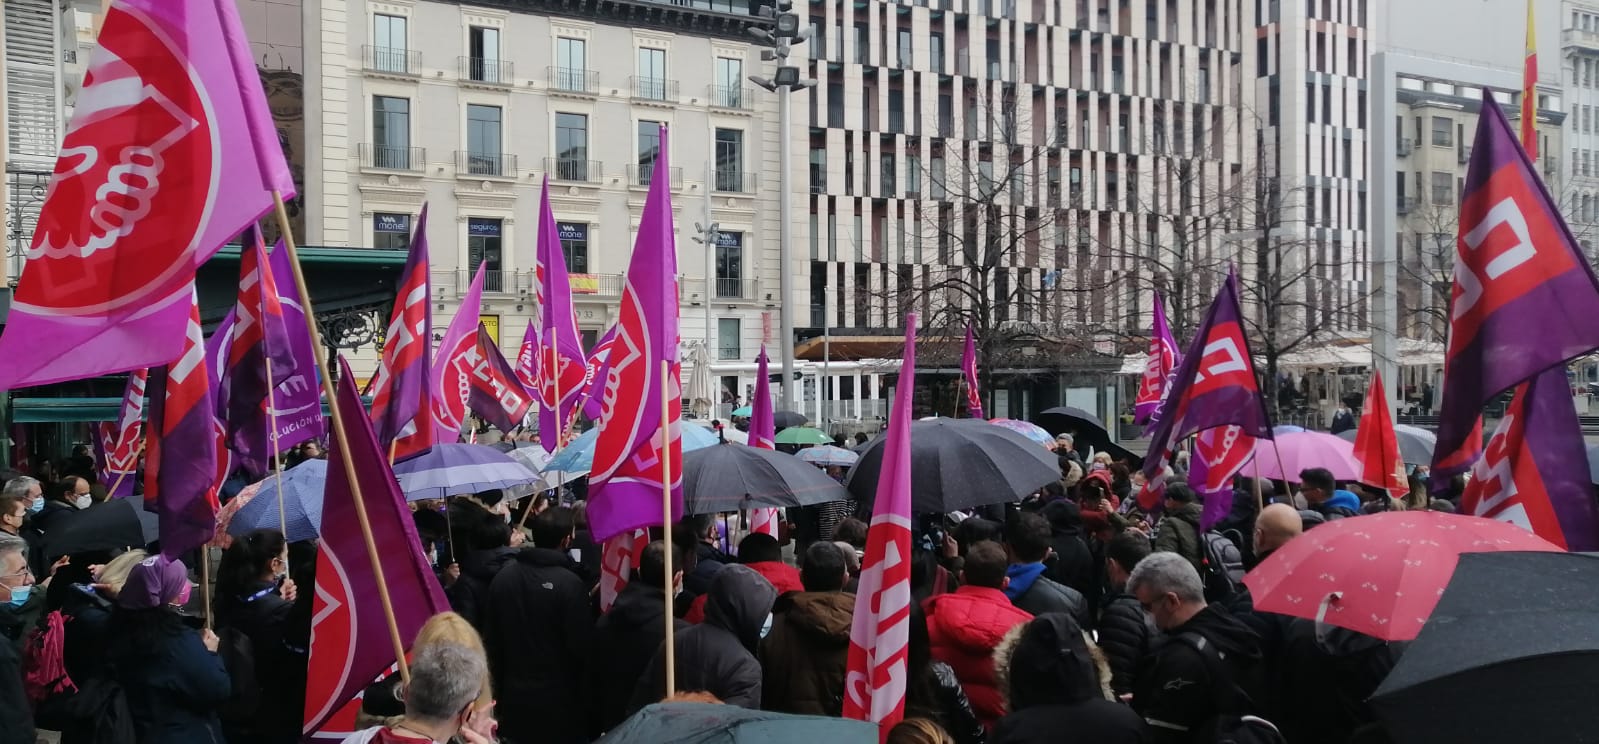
[886,718,956,744]
[354,611,497,741]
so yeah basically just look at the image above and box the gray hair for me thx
[2,477,38,499]
[404,643,487,723]
[1126,551,1205,604]
[0,533,27,563]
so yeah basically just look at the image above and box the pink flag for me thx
[516,320,538,392]
[581,325,618,420]
[102,370,148,499]
[843,314,917,736]
[598,528,649,613]
[588,125,682,543]
[747,345,780,535]
[1134,291,1180,426]
[430,266,487,443]
[961,323,983,418]
[0,0,295,389]
[144,292,221,559]
[535,178,590,452]
[304,357,448,740]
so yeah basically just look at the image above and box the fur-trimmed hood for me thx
[993,613,1114,714]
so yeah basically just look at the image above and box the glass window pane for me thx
[638,121,662,184]
[556,112,588,180]
[715,128,743,191]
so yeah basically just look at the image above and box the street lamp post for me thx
[749,0,813,412]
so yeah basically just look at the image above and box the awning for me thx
[13,397,120,423]
[795,335,912,361]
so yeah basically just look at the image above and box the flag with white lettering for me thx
[145,291,221,559]
[371,206,433,461]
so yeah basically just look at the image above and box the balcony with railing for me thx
[714,170,757,193]
[545,157,602,183]
[627,163,684,189]
[363,45,420,76]
[548,66,598,95]
[709,85,753,110]
[631,76,679,102]
[359,143,425,172]
[459,56,513,85]
[1457,146,1473,164]
[1564,28,1599,51]
[1397,137,1413,156]
[434,269,526,296]
[1397,196,1419,215]
[455,151,517,178]
[714,277,759,300]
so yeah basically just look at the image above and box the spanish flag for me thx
[1521,0,1538,158]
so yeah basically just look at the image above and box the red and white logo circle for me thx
[21,4,217,316]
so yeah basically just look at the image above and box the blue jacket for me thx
[112,618,231,743]
[1321,490,1362,518]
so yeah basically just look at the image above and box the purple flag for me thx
[431,266,487,444]
[303,356,448,738]
[1432,91,1599,482]
[371,206,433,451]
[961,323,984,418]
[536,178,589,453]
[468,324,535,434]
[101,369,148,498]
[588,125,682,542]
[1135,292,1180,426]
[221,229,298,475]
[1192,426,1258,530]
[1141,271,1273,484]
[581,324,618,421]
[750,346,775,449]
[145,292,221,559]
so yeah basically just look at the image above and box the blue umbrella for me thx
[227,460,327,542]
[392,444,540,502]
[543,424,721,474]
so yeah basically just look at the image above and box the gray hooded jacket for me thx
[629,564,778,711]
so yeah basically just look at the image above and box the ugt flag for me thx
[370,206,433,461]
[535,177,589,452]
[843,314,918,736]
[100,369,148,499]
[430,265,487,443]
[468,324,535,434]
[220,228,297,475]
[1135,291,1180,426]
[961,323,984,419]
[1461,366,1599,551]
[1352,372,1406,498]
[588,125,682,543]
[145,292,221,559]
[1432,91,1599,481]
[304,357,448,740]
[0,0,295,389]
[1141,271,1273,485]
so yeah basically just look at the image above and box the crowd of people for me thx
[0,432,1432,744]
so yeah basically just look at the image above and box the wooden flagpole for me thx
[660,359,676,698]
[265,364,287,537]
[200,547,213,630]
[106,440,145,499]
[272,191,411,683]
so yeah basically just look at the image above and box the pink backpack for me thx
[22,610,77,705]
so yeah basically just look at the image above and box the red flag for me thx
[144,292,220,559]
[304,357,448,739]
[516,320,538,392]
[370,206,433,461]
[101,369,148,498]
[598,529,649,613]
[430,266,487,444]
[221,228,297,474]
[467,324,535,434]
[1352,372,1407,498]
[843,314,917,737]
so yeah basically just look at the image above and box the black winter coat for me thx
[0,604,35,744]
[631,564,776,712]
[904,660,986,744]
[109,610,232,744]
[1097,591,1158,696]
[991,703,1151,744]
[484,547,595,744]
[586,580,687,737]
[1132,605,1264,744]
[1012,574,1091,631]
[993,613,1148,744]
[216,579,308,744]
[445,546,517,632]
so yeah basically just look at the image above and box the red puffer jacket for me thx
[922,585,1032,727]
[685,561,804,624]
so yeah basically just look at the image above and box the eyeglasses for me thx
[0,565,33,582]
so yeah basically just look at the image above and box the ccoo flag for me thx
[1141,271,1273,484]
[1352,372,1407,498]
[516,320,538,393]
[1431,92,1599,483]
[961,323,984,418]
[581,324,619,421]
[468,324,536,434]
[748,346,780,537]
[535,178,590,452]
[430,266,487,444]
[144,292,222,559]
[369,207,433,461]
[221,228,298,475]
[1192,425,1257,531]
[304,356,449,739]
[1461,366,1599,551]
[0,0,295,389]
[588,125,682,543]
[1135,291,1181,426]
[101,369,148,499]
[843,314,918,738]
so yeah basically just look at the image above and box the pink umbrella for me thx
[1241,430,1361,482]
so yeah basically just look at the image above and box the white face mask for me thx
[759,612,774,639]
[74,495,92,510]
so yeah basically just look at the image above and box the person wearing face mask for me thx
[36,476,92,530]
[584,540,687,737]
[0,533,37,744]
[0,493,27,539]
[346,642,495,744]
[108,555,232,743]
[628,563,779,714]
[3,478,45,566]
[215,528,307,744]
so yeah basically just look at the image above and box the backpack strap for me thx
[1173,632,1257,716]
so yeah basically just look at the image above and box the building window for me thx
[466,104,503,175]
[855,23,869,64]
[1431,116,1453,147]
[373,13,408,73]
[637,120,663,185]
[717,317,741,360]
[1431,171,1452,205]
[930,32,944,74]
[555,37,587,91]
[715,128,744,191]
[372,96,411,168]
[898,29,913,67]
[467,26,501,82]
[468,218,504,292]
[810,147,826,192]
[557,222,589,273]
[715,57,743,107]
[715,231,744,298]
[881,152,896,196]
[556,112,589,180]
[374,213,411,250]
[637,47,667,100]
[907,155,921,196]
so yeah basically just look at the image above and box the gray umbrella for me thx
[681,443,850,515]
[1334,423,1436,464]
[846,418,1062,513]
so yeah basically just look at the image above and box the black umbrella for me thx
[39,498,148,562]
[600,702,876,743]
[845,418,1061,513]
[772,410,809,429]
[1037,406,1107,437]
[681,444,851,515]
[1372,551,1599,743]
